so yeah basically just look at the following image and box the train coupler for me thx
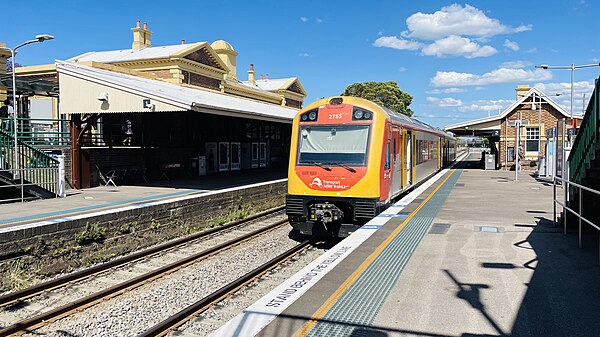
[309,203,344,231]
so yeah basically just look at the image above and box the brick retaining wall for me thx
[0,180,287,291]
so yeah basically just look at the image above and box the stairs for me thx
[0,127,59,201]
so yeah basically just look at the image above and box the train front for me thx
[286,96,386,237]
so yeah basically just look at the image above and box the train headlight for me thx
[352,107,373,121]
[300,109,319,122]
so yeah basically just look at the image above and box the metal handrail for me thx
[0,117,70,147]
[0,127,60,200]
[553,175,600,263]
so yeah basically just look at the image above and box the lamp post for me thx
[535,62,600,128]
[3,34,54,179]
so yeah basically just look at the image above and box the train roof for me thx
[301,96,450,137]
[376,103,447,137]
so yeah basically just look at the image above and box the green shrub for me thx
[75,224,107,245]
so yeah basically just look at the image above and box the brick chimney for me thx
[265,74,269,80]
[0,42,10,75]
[248,64,256,85]
[515,84,530,100]
[131,20,152,50]
[211,40,239,81]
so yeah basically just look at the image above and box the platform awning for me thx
[55,61,298,123]
[0,74,59,97]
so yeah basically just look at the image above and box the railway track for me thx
[0,207,288,336]
[139,240,311,337]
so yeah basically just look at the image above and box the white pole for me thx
[57,154,65,197]
[571,64,575,128]
[9,48,19,180]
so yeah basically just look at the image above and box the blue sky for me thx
[3,0,599,128]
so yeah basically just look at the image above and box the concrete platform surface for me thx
[217,152,600,337]
[0,168,286,229]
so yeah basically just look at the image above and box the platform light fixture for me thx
[2,34,54,183]
[535,62,600,128]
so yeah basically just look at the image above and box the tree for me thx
[6,60,22,72]
[341,81,414,117]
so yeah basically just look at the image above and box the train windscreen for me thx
[297,125,370,165]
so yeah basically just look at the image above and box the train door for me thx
[403,130,412,187]
[412,133,417,184]
[391,127,402,196]
[437,138,442,169]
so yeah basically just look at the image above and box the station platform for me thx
[213,152,600,337]
[0,167,286,231]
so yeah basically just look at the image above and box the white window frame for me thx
[525,126,540,154]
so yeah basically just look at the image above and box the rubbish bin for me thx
[484,154,495,170]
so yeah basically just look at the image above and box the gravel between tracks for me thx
[175,245,325,336]
[25,226,298,337]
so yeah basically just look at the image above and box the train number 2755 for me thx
[328,113,343,120]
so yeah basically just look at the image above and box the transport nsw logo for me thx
[309,176,349,190]
[310,177,323,188]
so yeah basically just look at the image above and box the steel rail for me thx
[0,205,284,307]
[0,217,288,336]
[138,240,311,337]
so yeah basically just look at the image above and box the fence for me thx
[0,117,70,147]
[553,175,600,264]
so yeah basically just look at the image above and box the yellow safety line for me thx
[294,169,457,337]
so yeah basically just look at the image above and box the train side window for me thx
[385,140,391,170]
[393,138,397,161]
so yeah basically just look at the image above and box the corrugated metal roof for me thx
[55,61,298,122]
[69,44,198,63]
[251,79,289,91]
[444,87,580,131]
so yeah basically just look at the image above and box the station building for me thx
[4,21,306,189]
[445,85,582,171]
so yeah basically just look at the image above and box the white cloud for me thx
[427,87,466,94]
[316,18,323,23]
[300,17,308,22]
[503,39,519,51]
[526,48,538,53]
[458,99,513,113]
[534,80,595,97]
[374,4,530,59]
[427,96,463,107]
[534,80,596,111]
[403,4,532,41]
[299,53,310,57]
[399,67,407,72]
[431,67,553,87]
[421,35,497,58]
[499,60,530,69]
[373,36,423,50]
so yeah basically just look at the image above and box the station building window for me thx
[525,126,539,152]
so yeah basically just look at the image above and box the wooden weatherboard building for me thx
[445,85,582,170]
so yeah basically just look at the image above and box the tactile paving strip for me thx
[305,169,463,337]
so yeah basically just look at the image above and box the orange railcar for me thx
[286,96,456,237]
